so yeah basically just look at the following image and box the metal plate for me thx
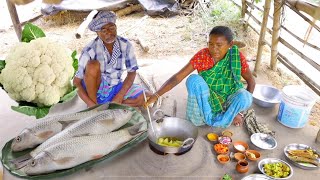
[283,143,320,170]
[258,158,293,179]
[250,133,277,150]
[241,174,271,180]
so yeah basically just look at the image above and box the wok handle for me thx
[153,109,170,120]
[182,138,195,148]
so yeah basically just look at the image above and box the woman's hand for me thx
[144,94,157,108]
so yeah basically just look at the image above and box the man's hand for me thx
[87,102,97,108]
[112,94,124,104]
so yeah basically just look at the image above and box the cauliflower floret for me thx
[0,37,74,106]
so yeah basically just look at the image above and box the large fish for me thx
[29,108,133,158]
[11,104,110,152]
[24,122,146,175]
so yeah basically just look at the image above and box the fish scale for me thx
[24,122,145,175]
[30,109,133,157]
[11,103,110,152]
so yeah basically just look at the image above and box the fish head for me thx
[11,129,41,151]
[24,151,55,175]
[114,109,134,121]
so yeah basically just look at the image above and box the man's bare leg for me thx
[84,61,101,104]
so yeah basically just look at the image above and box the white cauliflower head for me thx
[0,37,74,106]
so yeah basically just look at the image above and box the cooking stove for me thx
[148,142,192,156]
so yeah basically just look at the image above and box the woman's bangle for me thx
[154,92,161,99]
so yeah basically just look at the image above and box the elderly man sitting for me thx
[74,11,148,108]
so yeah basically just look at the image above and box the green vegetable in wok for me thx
[157,137,183,147]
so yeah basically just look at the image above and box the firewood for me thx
[116,4,143,17]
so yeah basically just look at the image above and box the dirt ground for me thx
[0,2,319,126]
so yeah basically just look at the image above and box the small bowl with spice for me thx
[222,130,233,137]
[214,143,229,154]
[245,150,261,161]
[207,133,219,142]
[233,141,249,153]
[218,136,232,145]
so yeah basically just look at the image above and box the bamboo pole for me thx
[286,1,320,33]
[6,0,22,41]
[21,14,42,26]
[270,0,284,70]
[246,7,320,67]
[281,24,320,51]
[287,0,320,20]
[278,37,320,72]
[253,0,271,76]
[245,9,320,96]
[241,0,247,18]
[278,53,320,95]
[242,0,320,51]
[245,5,320,51]
[246,0,273,19]
[303,4,320,46]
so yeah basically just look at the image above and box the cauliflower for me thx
[0,37,74,106]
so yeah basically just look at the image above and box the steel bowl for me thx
[148,117,198,154]
[253,84,281,108]
[258,158,293,179]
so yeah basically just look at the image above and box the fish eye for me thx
[16,136,21,142]
[30,160,36,167]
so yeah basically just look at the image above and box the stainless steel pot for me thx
[147,112,198,154]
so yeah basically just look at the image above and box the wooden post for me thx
[253,0,271,76]
[287,0,320,20]
[6,0,22,41]
[270,0,284,70]
[136,37,149,52]
[241,0,247,18]
[75,10,98,39]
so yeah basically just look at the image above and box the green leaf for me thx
[21,23,46,43]
[0,60,5,73]
[60,86,77,102]
[71,50,78,74]
[11,105,50,119]
[9,86,77,119]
